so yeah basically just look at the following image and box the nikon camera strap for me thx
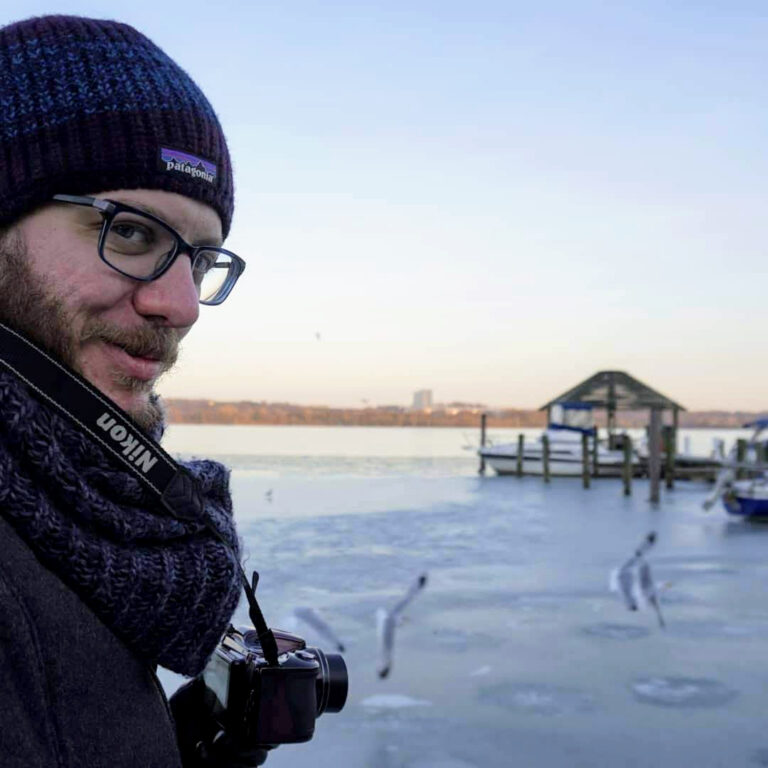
[0,322,280,666]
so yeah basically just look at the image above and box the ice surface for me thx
[581,622,652,639]
[158,426,768,768]
[361,694,433,709]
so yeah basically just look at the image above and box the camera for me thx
[201,624,348,747]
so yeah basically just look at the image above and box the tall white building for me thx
[412,389,433,411]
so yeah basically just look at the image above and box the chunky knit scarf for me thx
[0,370,241,676]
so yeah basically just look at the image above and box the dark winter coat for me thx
[0,515,183,768]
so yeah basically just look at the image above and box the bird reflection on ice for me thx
[631,677,738,708]
[581,622,651,640]
[479,682,596,716]
[361,694,433,710]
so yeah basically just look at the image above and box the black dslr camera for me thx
[201,625,348,747]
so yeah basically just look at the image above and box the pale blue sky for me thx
[4,2,768,409]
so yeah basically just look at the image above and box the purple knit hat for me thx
[0,16,234,236]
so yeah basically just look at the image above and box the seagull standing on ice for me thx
[377,573,428,679]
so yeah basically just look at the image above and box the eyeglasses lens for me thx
[103,211,237,303]
[193,250,235,303]
[103,211,176,279]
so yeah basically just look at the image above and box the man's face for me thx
[0,189,222,431]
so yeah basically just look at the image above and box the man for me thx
[0,15,261,767]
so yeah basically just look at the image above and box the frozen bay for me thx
[158,425,768,768]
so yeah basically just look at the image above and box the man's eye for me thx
[111,222,153,246]
[193,254,217,275]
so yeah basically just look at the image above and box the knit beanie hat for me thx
[0,16,234,236]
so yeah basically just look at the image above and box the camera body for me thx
[202,625,348,747]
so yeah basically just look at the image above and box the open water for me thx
[157,425,768,768]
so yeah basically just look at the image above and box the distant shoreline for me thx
[164,399,762,429]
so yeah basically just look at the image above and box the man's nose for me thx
[132,254,200,328]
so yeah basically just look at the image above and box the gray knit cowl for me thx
[0,370,241,676]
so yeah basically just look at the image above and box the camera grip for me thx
[170,676,273,767]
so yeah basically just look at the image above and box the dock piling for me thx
[478,413,487,475]
[592,431,599,478]
[664,425,675,490]
[516,433,524,477]
[542,434,550,483]
[581,432,590,489]
[622,435,633,495]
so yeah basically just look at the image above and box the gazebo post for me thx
[673,407,679,459]
[649,408,662,503]
[607,374,617,444]
[664,409,676,489]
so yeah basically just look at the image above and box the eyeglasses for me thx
[52,194,245,305]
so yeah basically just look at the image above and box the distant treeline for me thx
[164,400,764,428]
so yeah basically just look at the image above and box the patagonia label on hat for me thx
[159,147,217,185]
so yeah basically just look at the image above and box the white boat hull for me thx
[479,430,632,477]
[481,454,627,477]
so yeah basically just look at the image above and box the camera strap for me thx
[0,322,280,667]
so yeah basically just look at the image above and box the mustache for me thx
[81,320,180,370]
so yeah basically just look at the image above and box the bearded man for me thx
[0,15,264,768]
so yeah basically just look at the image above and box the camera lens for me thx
[305,647,348,715]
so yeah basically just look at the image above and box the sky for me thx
[3,1,768,410]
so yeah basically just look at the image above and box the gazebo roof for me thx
[539,370,685,412]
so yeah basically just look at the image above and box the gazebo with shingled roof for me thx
[539,370,686,500]
[539,370,685,435]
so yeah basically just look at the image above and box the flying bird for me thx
[609,532,665,627]
[292,607,345,652]
[637,558,665,628]
[377,573,428,679]
[611,563,638,611]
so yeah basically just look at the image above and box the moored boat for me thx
[703,419,768,517]
[479,403,639,477]
[722,480,768,517]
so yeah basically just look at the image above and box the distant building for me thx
[412,389,433,411]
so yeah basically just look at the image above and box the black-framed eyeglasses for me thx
[52,194,245,306]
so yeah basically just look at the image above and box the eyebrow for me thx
[117,197,223,247]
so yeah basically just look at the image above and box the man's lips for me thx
[103,341,164,381]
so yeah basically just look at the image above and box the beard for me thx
[0,229,179,433]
